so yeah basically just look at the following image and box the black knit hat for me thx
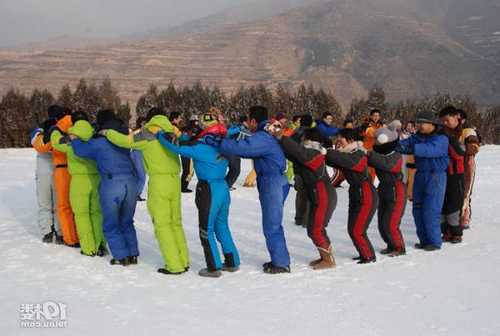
[71,110,89,123]
[47,105,68,120]
[416,111,439,125]
[96,109,116,127]
[304,127,325,143]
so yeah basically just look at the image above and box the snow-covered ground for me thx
[1,147,499,336]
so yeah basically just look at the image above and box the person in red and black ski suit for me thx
[326,128,378,264]
[368,127,407,257]
[277,127,337,270]
[439,106,470,243]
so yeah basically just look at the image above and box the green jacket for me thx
[106,115,180,176]
[51,120,99,176]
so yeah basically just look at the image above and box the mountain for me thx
[0,0,498,112]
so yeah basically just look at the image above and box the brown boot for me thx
[312,247,336,270]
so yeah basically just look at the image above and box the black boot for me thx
[42,232,53,243]
[357,258,376,264]
[128,256,138,265]
[65,242,80,248]
[424,245,441,251]
[380,247,393,255]
[157,268,186,275]
[414,243,425,249]
[262,262,290,274]
[110,258,130,266]
[96,243,109,257]
[54,234,64,245]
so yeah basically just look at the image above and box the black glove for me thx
[41,119,57,143]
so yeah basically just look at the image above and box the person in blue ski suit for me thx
[71,110,139,266]
[398,111,449,250]
[157,115,240,278]
[205,106,291,274]
[316,112,340,139]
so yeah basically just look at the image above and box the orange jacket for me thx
[51,115,73,166]
[363,122,383,151]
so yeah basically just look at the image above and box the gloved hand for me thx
[204,135,223,147]
[44,125,62,143]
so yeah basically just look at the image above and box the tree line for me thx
[0,78,498,148]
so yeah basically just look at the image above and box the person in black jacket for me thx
[368,126,407,257]
[326,128,378,264]
[273,126,337,269]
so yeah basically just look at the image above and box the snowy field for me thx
[1,147,499,336]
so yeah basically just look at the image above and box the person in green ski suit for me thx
[50,112,105,256]
[103,108,189,275]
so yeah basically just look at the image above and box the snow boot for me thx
[221,264,240,272]
[54,234,64,245]
[42,232,53,243]
[262,262,290,274]
[110,258,130,266]
[424,245,441,252]
[380,247,393,255]
[198,268,222,278]
[157,268,187,275]
[357,258,376,264]
[128,256,138,265]
[312,248,336,270]
[389,249,406,257]
[414,243,425,249]
[96,243,109,257]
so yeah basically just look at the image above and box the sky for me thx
[0,0,254,47]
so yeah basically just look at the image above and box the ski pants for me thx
[147,174,189,273]
[377,181,406,252]
[441,174,465,237]
[257,174,291,268]
[99,174,139,260]
[54,166,78,245]
[307,179,337,250]
[413,171,446,248]
[70,174,104,255]
[36,172,60,236]
[348,181,378,260]
[195,179,240,271]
